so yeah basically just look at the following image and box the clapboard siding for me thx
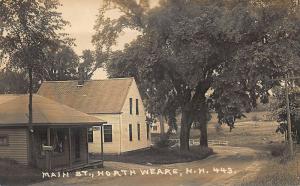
[0,128,28,165]
[89,114,121,154]
[120,79,151,152]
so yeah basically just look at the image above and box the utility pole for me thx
[272,75,300,156]
[28,64,33,132]
[27,57,34,165]
[285,74,293,156]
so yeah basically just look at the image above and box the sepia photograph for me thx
[0,0,300,185]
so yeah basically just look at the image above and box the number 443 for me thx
[213,167,236,174]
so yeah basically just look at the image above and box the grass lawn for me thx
[156,119,284,150]
[207,121,284,147]
[239,156,300,186]
[101,146,214,165]
[0,158,43,186]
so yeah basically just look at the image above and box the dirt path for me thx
[31,146,268,186]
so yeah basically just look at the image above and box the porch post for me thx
[86,127,89,164]
[46,128,51,170]
[68,128,72,167]
[100,124,104,165]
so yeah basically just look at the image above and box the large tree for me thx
[44,44,79,81]
[0,68,28,94]
[0,0,77,90]
[0,0,75,165]
[93,0,300,151]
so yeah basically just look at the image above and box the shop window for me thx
[88,127,93,143]
[52,129,64,153]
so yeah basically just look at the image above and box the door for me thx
[74,129,81,160]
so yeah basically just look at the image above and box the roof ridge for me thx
[0,94,24,96]
[43,77,134,83]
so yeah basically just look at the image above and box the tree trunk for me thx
[158,114,165,140]
[180,109,192,152]
[199,122,208,147]
[198,101,209,147]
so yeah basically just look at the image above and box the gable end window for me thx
[0,136,8,146]
[129,98,133,115]
[136,99,139,115]
[129,124,133,141]
[104,125,112,142]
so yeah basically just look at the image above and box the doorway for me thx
[74,128,81,160]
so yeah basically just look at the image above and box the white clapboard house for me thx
[38,77,151,154]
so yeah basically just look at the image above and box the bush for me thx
[154,134,174,148]
[180,146,214,159]
[155,138,171,148]
[269,143,291,163]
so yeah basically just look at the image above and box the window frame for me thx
[137,123,141,141]
[147,124,150,140]
[103,125,113,143]
[129,124,133,141]
[88,127,94,143]
[129,98,133,115]
[136,99,139,115]
[0,135,9,146]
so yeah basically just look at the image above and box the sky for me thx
[58,0,142,79]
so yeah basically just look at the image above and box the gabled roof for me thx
[37,78,134,114]
[0,95,106,126]
[0,95,19,105]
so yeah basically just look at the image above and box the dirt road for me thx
[32,146,268,186]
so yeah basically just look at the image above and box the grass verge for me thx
[99,146,214,165]
[0,158,43,186]
[239,144,300,186]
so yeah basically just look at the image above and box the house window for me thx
[104,125,112,142]
[88,127,93,143]
[129,98,133,114]
[129,124,133,141]
[0,136,8,146]
[137,124,141,141]
[153,126,158,131]
[147,124,150,140]
[136,99,139,115]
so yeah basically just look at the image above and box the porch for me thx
[31,125,104,171]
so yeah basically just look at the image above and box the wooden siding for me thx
[88,79,151,154]
[120,79,151,152]
[0,128,28,165]
[89,114,121,154]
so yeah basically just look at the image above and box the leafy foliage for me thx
[0,0,79,92]
[94,0,300,150]
[270,86,300,142]
[0,68,28,94]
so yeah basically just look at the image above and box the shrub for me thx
[269,143,292,163]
